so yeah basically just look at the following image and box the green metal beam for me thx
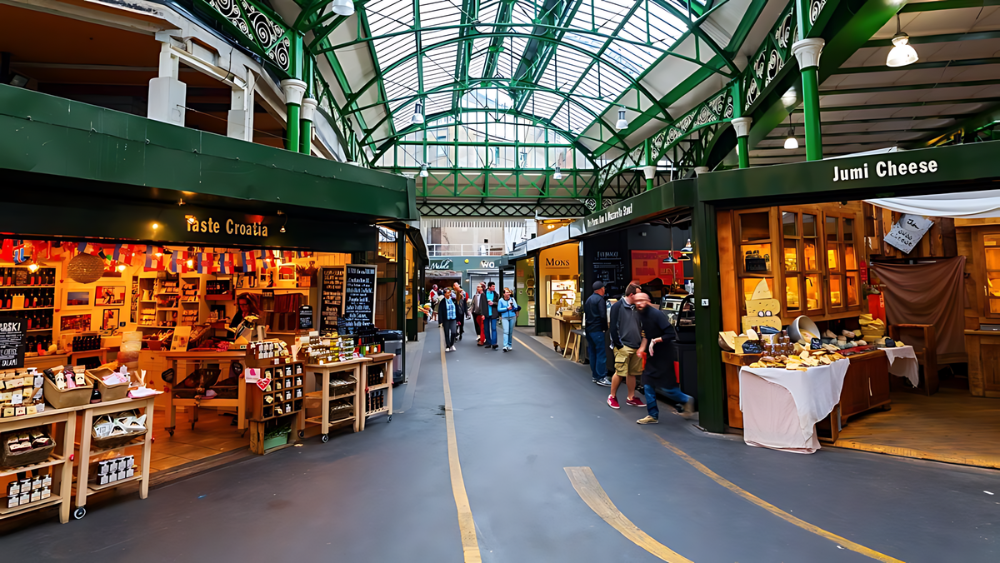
[865,30,1000,48]
[481,0,514,79]
[805,98,1000,112]
[822,78,1000,97]
[833,57,1000,74]
[901,0,1000,11]
[510,0,582,113]
[452,0,480,110]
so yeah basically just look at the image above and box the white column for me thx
[147,42,186,126]
[227,74,255,142]
[694,166,710,176]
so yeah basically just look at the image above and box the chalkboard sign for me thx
[0,316,28,368]
[299,305,313,330]
[340,264,377,335]
[593,250,625,295]
[319,266,345,333]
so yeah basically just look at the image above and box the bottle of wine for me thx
[90,382,102,404]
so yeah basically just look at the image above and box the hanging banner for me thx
[631,250,682,285]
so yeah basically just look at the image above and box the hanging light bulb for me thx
[27,262,39,273]
[116,264,127,273]
[553,166,562,180]
[419,164,429,178]
[186,258,195,269]
[280,226,286,233]
[784,117,799,150]
[886,14,918,68]
[615,106,628,130]
[331,0,354,16]
[680,239,693,253]
[664,253,678,264]
[411,101,424,125]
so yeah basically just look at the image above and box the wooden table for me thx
[551,317,581,352]
[0,406,77,524]
[302,357,370,440]
[73,395,157,519]
[361,353,394,430]
[163,351,249,434]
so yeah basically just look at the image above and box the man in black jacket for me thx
[584,282,612,387]
[607,283,645,410]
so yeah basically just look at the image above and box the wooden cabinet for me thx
[840,350,891,422]
[724,203,864,329]
[971,228,1000,319]
[965,331,1000,397]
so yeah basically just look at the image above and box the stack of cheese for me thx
[749,348,846,371]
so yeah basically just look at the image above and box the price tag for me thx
[256,377,271,392]
[245,368,260,385]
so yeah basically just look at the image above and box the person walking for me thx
[452,282,467,341]
[429,284,439,322]
[498,287,520,351]
[584,281,612,387]
[607,283,645,409]
[478,281,500,350]
[633,293,694,424]
[438,288,458,352]
[471,283,485,346]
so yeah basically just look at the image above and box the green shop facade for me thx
[0,83,424,355]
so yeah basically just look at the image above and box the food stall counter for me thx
[163,350,250,434]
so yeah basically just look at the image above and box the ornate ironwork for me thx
[418,202,588,218]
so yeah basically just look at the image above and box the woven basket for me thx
[66,253,106,284]
[86,368,130,401]
[91,414,146,450]
[1,431,57,469]
[43,369,94,409]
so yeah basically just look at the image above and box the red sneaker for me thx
[625,397,645,407]
[607,395,620,409]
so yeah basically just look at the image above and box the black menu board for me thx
[298,305,313,330]
[593,250,625,295]
[0,316,27,368]
[319,266,345,333]
[340,265,376,335]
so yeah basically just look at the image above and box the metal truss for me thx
[418,202,589,217]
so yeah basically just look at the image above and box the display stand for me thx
[301,357,369,441]
[361,353,394,430]
[163,351,248,434]
[246,356,305,455]
[72,395,156,520]
[0,407,76,524]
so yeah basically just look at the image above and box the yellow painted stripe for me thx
[564,467,694,563]
[514,336,560,371]
[655,436,905,563]
[440,334,483,562]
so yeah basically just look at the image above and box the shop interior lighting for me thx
[27,262,39,273]
[186,258,195,269]
[411,101,424,125]
[116,264,127,272]
[151,222,159,230]
[616,107,628,130]
[664,253,678,264]
[553,166,562,180]
[331,0,354,16]
[420,164,429,178]
[886,14,918,68]
[680,239,693,253]
[278,210,287,234]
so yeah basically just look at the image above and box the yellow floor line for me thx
[514,336,562,371]
[655,436,905,563]
[564,467,693,563]
[440,334,483,562]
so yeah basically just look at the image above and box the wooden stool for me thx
[565,329,585,362]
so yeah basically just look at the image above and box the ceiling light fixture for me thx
[420,164,429,178]
[784,116,799,150]
[117,264,127,273]
[412,101,424,125]
[616,107,628,130]
[886,14,918,68]
[27,262,39,273]
[553,166,562,180]
[278,210,288,234]
[331,0,355,17]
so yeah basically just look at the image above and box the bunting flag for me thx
[2,239,14,262]
[204,252,216,274]
[128,248,143,267]
[12,241,27,265]
[242,251,255,273]
[170,251,178,274]
[144,245,155,269]
[219,253,233,275]
[196,253,204,274]
[112,243,124,261]
[77,242,89,255]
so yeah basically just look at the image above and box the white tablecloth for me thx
[883,345,919,387]
[739,359,851,450]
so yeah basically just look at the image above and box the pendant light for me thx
[331,0,355,16]
[664,253,678,264]
[784,116,799,150]
[615,106,628,130]
[553,166,562,180]
[886,14,918,68]
[411,101,424,125]
[420,164,429,178]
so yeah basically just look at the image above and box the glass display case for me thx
[546,277,579,317]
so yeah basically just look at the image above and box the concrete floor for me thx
[1,325,998,561]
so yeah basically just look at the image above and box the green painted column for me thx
[643,138,655,191]
[280,79,306,152]
[692,199,724,433]
[731,117,752,169]
[791,38,825,161]
[300,98,317,155]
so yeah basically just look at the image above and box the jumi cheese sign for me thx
[186,216,268,237]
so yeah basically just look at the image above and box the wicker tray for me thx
[86,368,130,402]
[1,431,57,469]
[91,411,146,450]
[43,367,94,409]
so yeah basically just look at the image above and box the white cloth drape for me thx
[865,190,1000,218]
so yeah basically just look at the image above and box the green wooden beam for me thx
[833,57,1000,74]
[865,30,1000,48]
[822,78,1000,97]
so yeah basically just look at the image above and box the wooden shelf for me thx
[0,285,56,289]
[1,307,54,311]
[306,415,354,425]
[305,390,355,401]
[26,328,53,333]
[0,454,65,477]
[87,473,141,492]
[84,438,146,457]
[0,495,61,517]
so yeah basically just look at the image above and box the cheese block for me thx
[718,331,738,352]
[750,279,772,300]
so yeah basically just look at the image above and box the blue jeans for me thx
[484,318,497,346]
[501,317,515,348]
[586,331,607,381]
[644,385,691,420]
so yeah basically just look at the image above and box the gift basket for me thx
[1,428,57,469]
[91,410,146,450]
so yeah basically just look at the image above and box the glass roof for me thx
[348,0,698,149]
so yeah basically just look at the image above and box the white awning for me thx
[866,190,1000,219]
